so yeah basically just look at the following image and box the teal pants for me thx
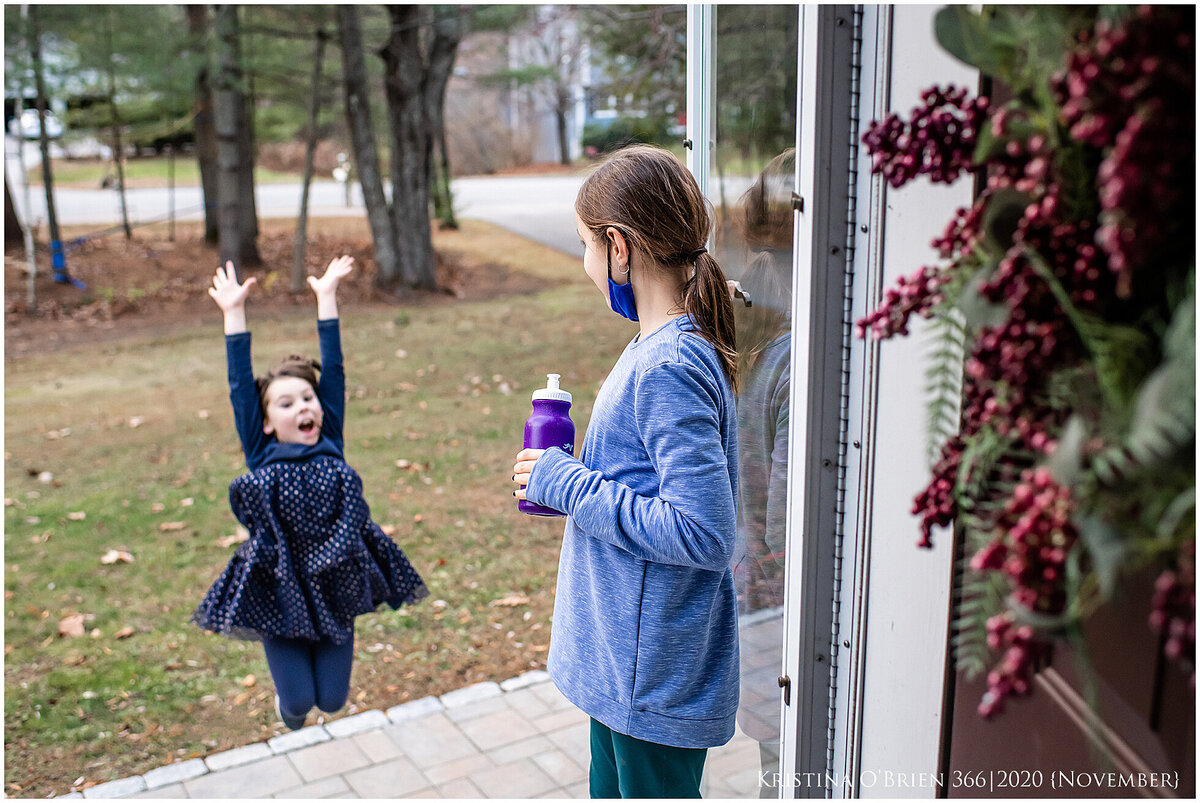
[589,718,708,799]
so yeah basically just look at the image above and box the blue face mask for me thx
[607,247,638,322]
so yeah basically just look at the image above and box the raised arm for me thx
[209,262,269,467]
[309,256,354,447]
[307,254,355,321]
[209,261,257,334]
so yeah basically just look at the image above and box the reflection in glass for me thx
[731,149,795,798]
[700,6,798,798]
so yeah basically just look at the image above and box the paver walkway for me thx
[65,670,767,800]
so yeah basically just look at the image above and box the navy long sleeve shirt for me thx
[226,318,345,470]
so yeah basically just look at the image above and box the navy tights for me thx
[261,635,354,720]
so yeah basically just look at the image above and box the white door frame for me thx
[686,5,975,798]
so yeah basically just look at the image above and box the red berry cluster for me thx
[855,265,949,340]
[978,612,1052,718]
[975,467,1078,613]
[933,202,986,261]
[861,86,990,188]
[911,436,962,548]
[1150,540,1196,684]
[1053,5,1196,296]
[970,468,1077,717]
[854,201,987,341]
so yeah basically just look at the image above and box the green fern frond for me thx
[923,310,968,464]
[951,552,1007,678]
[1089,285,1195,486]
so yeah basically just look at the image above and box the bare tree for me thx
[102,9,131,239]
[28,5,71,284]
[337,5,398,287]
[186,5,219,244]
[3,175,20,245]
[212,4,260,273]
[293,25,328,292]
[381,5,462,290]
[475,7,584,167]
[337,6,461,292]
[535,8,583,166]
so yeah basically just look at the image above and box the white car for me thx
[9,108,64,140]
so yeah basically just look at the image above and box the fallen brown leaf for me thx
[67,511,87,521]
[215,526,250,548]
[489,594,531,608]
[159,521,187,531]
[241,674,256,687]
[58,614,86,638]
[113,626,136,639]
[100,549,135,565]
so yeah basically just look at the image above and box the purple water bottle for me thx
[519,373,575,517]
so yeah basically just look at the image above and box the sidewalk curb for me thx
[61,671,552,799]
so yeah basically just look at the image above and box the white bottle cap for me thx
[532,373,572,403]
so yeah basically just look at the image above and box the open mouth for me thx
[298,421,316,434]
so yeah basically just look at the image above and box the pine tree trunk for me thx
[336,5,398,289]
[293,29,327,293]
[382,6,434,290]
[104,12,132,239]
[234,13,260,267]
[213,4,245,274]
[429,8,460,230]
[381,5,462,291]
[29,5,68,282]
[4,173,21,245]
[555,95,571,166]
[187,5,219,244]
[237,61,260,265]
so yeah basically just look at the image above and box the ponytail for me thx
[575,144,741,390]
[684,252,739,392]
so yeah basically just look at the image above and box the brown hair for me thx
[734,149,795,375]
[255,354,321,417]
[575,144,738,389]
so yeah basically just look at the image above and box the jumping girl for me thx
[194,256,427,731]
[512,145,742,798]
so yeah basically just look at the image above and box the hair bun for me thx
[279,354,321,372]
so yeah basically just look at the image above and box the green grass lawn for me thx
[24,156,299,188]
[4,226,631,796]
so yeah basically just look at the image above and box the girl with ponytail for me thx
[511,145,746,798]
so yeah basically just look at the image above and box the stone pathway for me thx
[65,672,766,799]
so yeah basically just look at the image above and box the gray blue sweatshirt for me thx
[525,315,740,749]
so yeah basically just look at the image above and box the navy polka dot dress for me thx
[193,456,428,644]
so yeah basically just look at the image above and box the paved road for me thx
[5,148,586,257]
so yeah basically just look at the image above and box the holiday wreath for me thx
[857,5,1195,717]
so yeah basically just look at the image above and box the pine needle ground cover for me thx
[4,220,630,797]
